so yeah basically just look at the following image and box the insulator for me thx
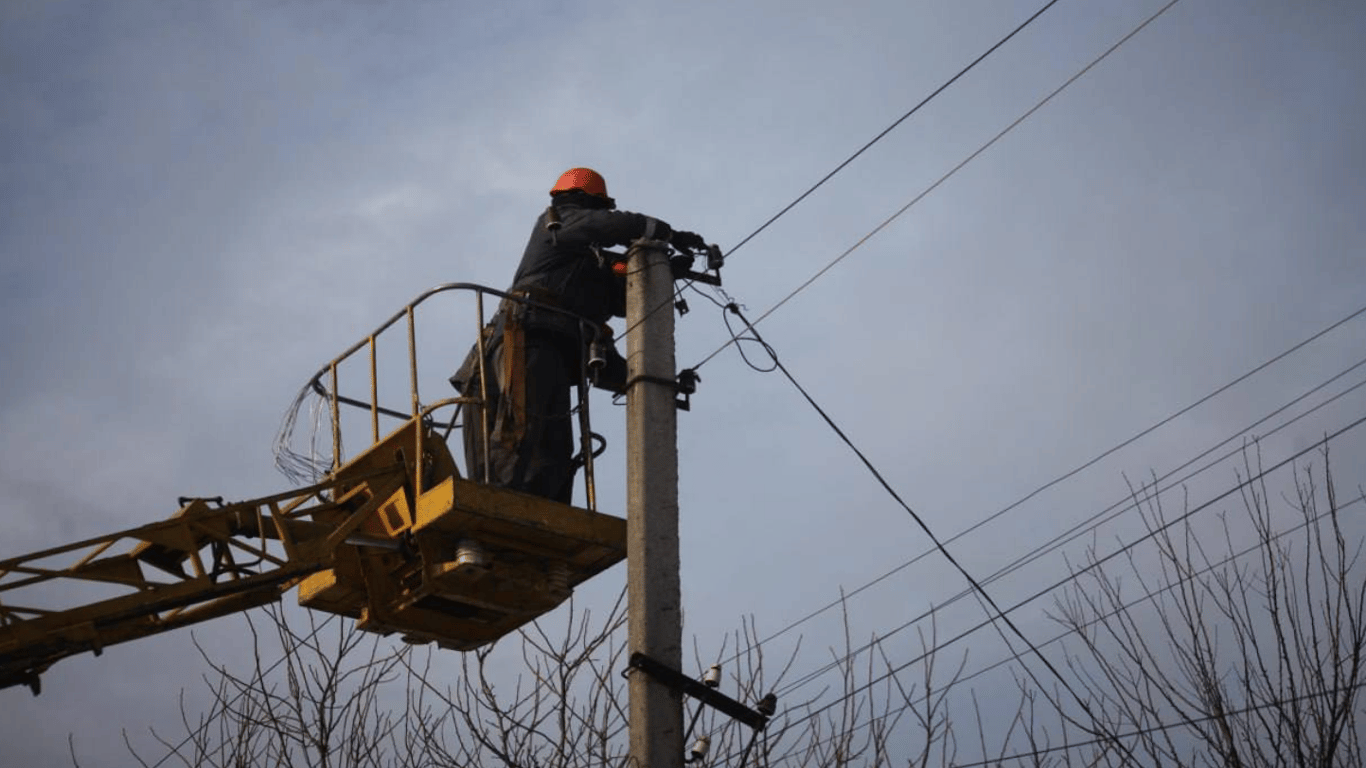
[688,735,711,762]
[677,368,699,395]
[756,692,777,716]
[453,539,489,570]
[703,663,721,688]
[588,338,608,369]
[706,243,724,271]
[546,561,570,594]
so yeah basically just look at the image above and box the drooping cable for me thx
[733,413,1366,765]
[698,0,1213,673]
[773,361,1366,696]
[717,303,1125,753]
[774,489,1365,765]
[718,298,1366,668]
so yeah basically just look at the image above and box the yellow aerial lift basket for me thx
[296,418,625,649]
[0,284,626,693]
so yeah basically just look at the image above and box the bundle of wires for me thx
[273,382,340,486]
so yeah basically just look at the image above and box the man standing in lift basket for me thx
[450,167,709,504]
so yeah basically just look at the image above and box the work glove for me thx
[671,230,706,252]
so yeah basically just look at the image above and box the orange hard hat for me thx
[550,167,609,199]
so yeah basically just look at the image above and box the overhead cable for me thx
[741,412,1366,756]
[721,297,1366,667]
[615,0,1065,345]
[723,0,1064,260]
[693,0,1185,371]
[778,670,1366,768]
[773,362,1366,696]
[945,681,1366,768]
[717,303,1117,751]
[769,490,1364,765]
[953,492,1364,694]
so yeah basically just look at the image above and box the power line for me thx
[749,421,1366,766]
[702,0,1214,677]
[773,361,1366,697]
[718,292,1366,731]
[719,298,1366,669]
[781,669,1366,768]
[723,0,1064,260]
[693,0,1184,372]
[735,412,1366,761]
[953,491,1365,695]
[771,490,1364,766]
[716,303,1123,755]
[947,680,1366,767]
[614,0,1066,346]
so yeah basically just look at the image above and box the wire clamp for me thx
[676,368,699,411]
[621,369,701,411]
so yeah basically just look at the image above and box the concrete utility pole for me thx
[624,238,684,768]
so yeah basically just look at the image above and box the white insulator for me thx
[453,539,488,569]
[703,663,721,688]
[688,735,711,762]
[546,561,570,593]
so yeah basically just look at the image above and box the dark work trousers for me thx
[460,330,580,504]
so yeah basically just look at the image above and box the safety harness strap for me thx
[502,314,528,444]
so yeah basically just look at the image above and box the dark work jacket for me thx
[509,192,674,332]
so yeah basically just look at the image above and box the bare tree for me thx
[1054,446,1366,767]
[125,449,1365,768]
[126,605,445,768]
[125,589,1024,768]
[396,592,967,768]
[403,589,633,767]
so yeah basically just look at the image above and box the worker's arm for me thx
[562,207,678,249]
[670,230,706,251]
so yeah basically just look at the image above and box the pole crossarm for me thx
[627,652,771,731]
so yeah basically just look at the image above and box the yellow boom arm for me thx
[0,420,625,695]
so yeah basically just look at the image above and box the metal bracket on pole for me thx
[670,255,723,286]
[626,652,771,731]
[621,368,699,411]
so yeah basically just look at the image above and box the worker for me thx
[450,167,708,504]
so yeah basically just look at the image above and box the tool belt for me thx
[452,286,593,447]
[496,286,570,445]
[502,302,528,444]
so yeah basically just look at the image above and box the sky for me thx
[2,0,1365,765]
